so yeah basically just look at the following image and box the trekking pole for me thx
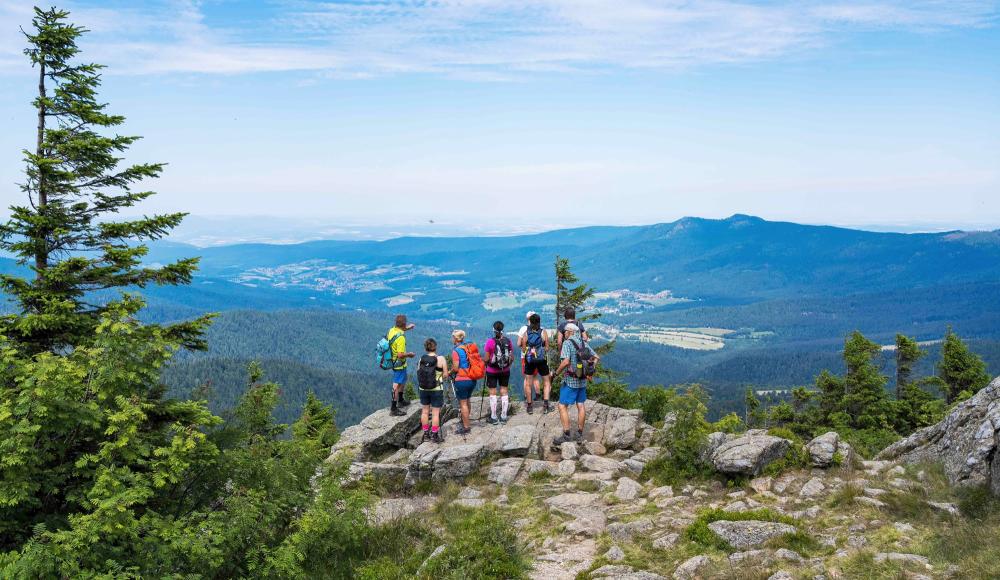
[478,382,485,423]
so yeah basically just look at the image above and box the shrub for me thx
[957,485,1000,520]
[420,506,529,579]
[762,427,810,476]
[644,385,713,484]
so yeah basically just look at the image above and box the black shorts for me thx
[486,372,510,389]
[418,389,444,408]
[523,359,550,377]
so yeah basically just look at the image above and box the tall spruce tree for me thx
[894,333,925,399]
[938,327,991,403]
[0,7,202,353]
[840,330,892,429]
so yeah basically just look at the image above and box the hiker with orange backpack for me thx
[484,321,514,424]
[450,329,485,435]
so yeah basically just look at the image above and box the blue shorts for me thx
[392,370,407,385]
[559,386,587,406]
[454,380,476,401]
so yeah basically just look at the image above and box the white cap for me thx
[526,310,537,320]
[564,323,580,333]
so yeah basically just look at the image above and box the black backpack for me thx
[569,338,597,380]
[417,355,439,390]
[490,336,513,369]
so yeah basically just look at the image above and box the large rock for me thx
[580,454,626,474]
[329,404,423,460]
[806,432,853,468]
[545,492,607,536]
[488,457,523,485]
[604,413,640,450]
[405,442,487,484]
[878,375,1000,494]
[711,430,791,476]
[707,520,798,549]
[499,424,536,456]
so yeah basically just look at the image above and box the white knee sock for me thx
[489,395,498,419]
[501,395,509,418]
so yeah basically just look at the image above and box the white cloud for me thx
[0,0,996,76]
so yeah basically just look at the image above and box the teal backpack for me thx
[375,332,403,370]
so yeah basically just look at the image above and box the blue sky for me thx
[1,0,998,231]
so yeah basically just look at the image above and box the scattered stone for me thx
[616,477,643,501]
[585,441,608,456]
[581,454,625,473]
[370,496,435,525]
[488,457,523,485]
[847,535,868,548]
[855,496,887,509]
[673,555,710,580]
[729,549,771,565]
[874,552,932,569]
[652,533,679,550]
[769,572,794,580]
[727,490,747,499]
[606,545,625,562]
[887,465,906,477]
[648,485,674,499]
[692,489,708,498]
[453,498,486,508]
[774,548,803,562]
[558,459,577,476]
[523,459,559,475]
[806,431,853,467]
[750,476,774,494]
[457,487,481,499]
[723,500,749,512]
[927,501,960,516]
[417,545,446,574]
[863,487,888,498]
[800,477,826,497]
[773,474,799,494]
[894,522,917,534]
[561,441,579,461]
[712,430,792,476]
[607,519,654,543]
[604,412,641,450]
[707,520,798,549]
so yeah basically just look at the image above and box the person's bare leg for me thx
[543,376,552,401]
[421,405,429,428]
[431,407,440,429]
[577,403,587,432]
[460,400,471,429]
[523,376,532,402]
[558,403,571,433]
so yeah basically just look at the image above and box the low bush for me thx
[421,506,530,579]
[762,427,810,476]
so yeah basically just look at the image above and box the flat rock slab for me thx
[530,538,597,580]
[580,454,625,473]
[707,520,798,549]
[370,495,436,525]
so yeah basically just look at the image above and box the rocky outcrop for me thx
[805,431,854,468]
[329,403,426,460]
[877,375,1000,494]
[405,442,487,485]
[711,430,792,476]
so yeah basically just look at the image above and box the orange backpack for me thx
[456,343,486,380]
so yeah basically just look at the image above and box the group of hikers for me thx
[376,308,600,446]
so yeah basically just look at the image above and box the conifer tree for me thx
[840,330,892,429]
[0,7,203,353]
[938,327,991,403]
[894,333,925,399]
[554,255,597,328]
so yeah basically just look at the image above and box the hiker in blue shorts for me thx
[553,323,599,444]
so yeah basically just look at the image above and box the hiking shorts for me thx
[559,385,587,406]
[454,380,476,401]
[523,359,550,377]
[419,389,444,409]
[486,372,510,389]
[392,369,407,385]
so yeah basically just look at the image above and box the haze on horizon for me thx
[1,1,998,230]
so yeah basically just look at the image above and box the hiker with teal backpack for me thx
[450,329,485,436]
[484,321,514,424]
[375,314,416,417]
[518,312,552,415]
[553,323,599,445]
[416,338,448,443]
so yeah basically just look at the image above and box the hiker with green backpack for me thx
[416,338,448,443]
[553,322,599,444]
[375,314,416,417]
[450,329,485,436]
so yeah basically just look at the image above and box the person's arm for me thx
[555,341,571,375]
[450,350,459,377]
[542,330,550,348]
[438,355,449,374]
[518,333,527,349]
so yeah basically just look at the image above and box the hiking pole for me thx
[478,382,485,424]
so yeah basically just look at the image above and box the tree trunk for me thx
[35,61,48,272]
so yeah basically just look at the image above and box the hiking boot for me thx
[389,403,405,417]
[455,425,471,436]
[575,429,585,441]
[398,396,411,407]
[543,401,552,414]
[499,415,508,425]
[525,402,534,415]
[431,430,442,443]
[421,429,431,443]
[486,416,499,425]
[552,432,573,446]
